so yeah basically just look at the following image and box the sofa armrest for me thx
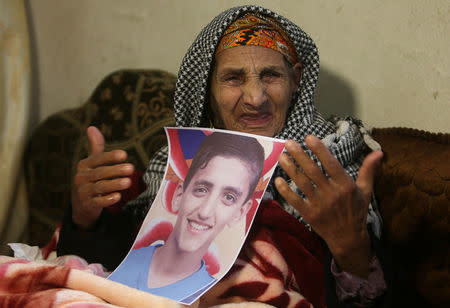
[372,127,449,307]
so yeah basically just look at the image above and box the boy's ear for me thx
[171,183,184,212]
[227,198,253,228]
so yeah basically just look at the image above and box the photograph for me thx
[108,128,285,304]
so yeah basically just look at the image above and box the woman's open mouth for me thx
[239,112,272,126]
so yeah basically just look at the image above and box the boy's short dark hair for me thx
[183,132,265,201]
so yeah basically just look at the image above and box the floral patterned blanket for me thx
[2,201,325,308]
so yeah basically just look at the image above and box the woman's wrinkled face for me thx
[210,45,301,137]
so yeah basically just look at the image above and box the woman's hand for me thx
[71,126,135,230]
[275,135,383,278]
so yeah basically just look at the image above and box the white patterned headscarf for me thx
[126,5,382,236]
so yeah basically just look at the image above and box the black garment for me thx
[57,205,136,271]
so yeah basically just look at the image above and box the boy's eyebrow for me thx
[223,186,244,197]
[193,179,213,188]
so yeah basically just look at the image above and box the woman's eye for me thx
[222,75,242,84]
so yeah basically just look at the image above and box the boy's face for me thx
[171,155,254,254]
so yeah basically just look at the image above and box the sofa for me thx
[23,69,449,307]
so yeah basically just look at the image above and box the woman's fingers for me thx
[278,151,316,198]
[274,176,308,215]
[303,135,349,183]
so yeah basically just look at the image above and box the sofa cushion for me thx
[25,69,176,247]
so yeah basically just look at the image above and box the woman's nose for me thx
[241,78,267,108]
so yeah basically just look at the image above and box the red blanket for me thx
[2,201,325,308]
[202,201,326,308]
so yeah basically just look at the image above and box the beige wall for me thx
[28,0,449,133]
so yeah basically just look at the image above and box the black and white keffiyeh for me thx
[125,5,382,236]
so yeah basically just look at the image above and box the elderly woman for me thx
[58,5,390,307]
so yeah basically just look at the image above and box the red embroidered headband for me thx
[216,14,298,64]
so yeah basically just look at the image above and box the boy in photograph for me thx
[108,131,265,302]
